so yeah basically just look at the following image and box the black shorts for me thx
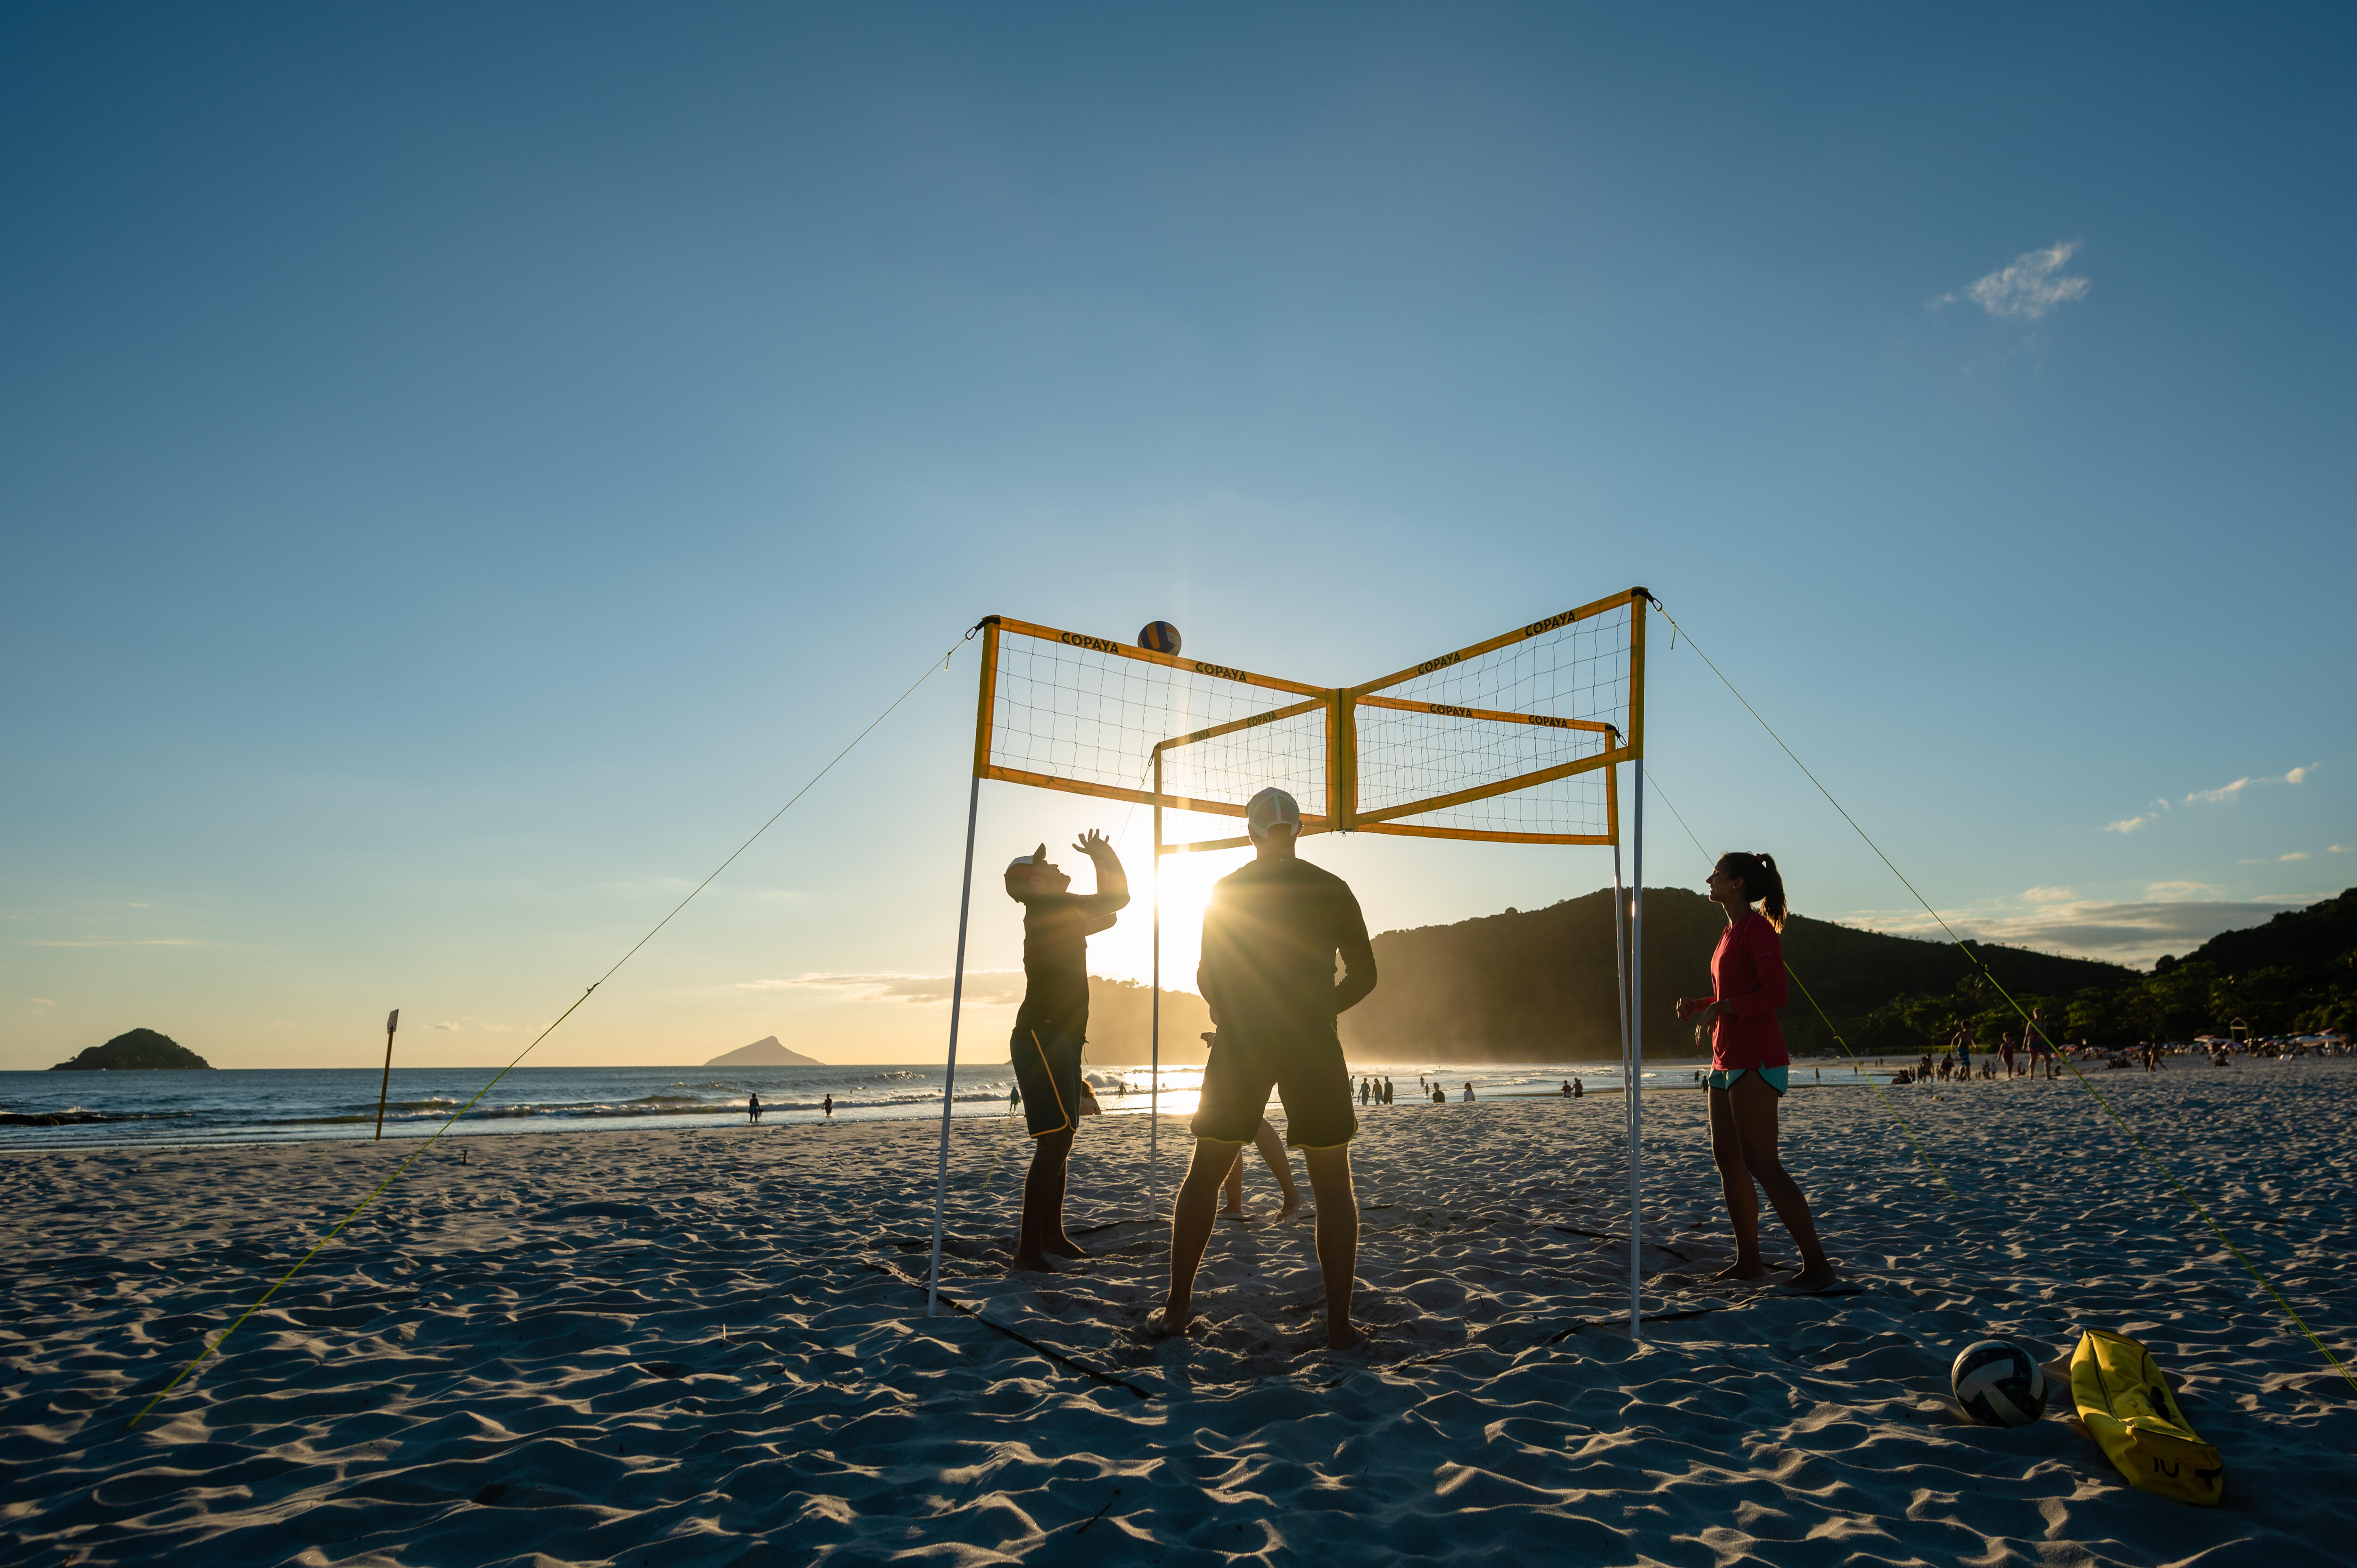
[1191,1027,1356,1149]
[1012,1026,1085,1139]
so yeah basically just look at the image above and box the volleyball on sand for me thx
[1137,620,1181,655]
[1951,1340,2049,1427]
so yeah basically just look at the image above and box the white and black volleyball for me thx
[1951,1340,2048,1427]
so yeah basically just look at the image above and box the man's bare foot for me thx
[1782,1261,1839,1291]
[1326,1319,1365,1351]
[1044,1235,1090,1259]
[1219,1203,1243,1215]
[1145,1305,1193,1338]
[1710,1259,1770,1281]
[1277,1193,1302,1219]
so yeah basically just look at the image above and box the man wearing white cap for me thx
[1152,787,1376,1349]
[1005,829,1129,1271]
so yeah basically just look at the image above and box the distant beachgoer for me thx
[1154,787,1376,1350]
[1560,1079,1573,1098]
[1431,1084,1444,1104]
[1953,1023,1976,1079]
[1005,830,1129,1272]
[1359,1078,1371,1106]
[1078,1079,1103,1116]
[1009,1083,1021,1107]
[1673,851,1836,1292]
[1461,1082,1475,1103]
[1220,1116,1302,1219]
[1383,1076,1395,1105]
[1573,1077,1584,1098]
[748,1091,762,1124]
[1999,1033,2017,1077]
[822,1093,833,1117]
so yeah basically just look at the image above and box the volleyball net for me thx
[971,589,1646,846]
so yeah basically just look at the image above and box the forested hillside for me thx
[1338,887,2129,1061]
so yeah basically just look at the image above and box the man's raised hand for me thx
[1073,829,1117,860]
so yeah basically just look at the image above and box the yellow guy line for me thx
[127,626,981,1430]
[1652,602,2357,1397]
[1643,770,1960,1199]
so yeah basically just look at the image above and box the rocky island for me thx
[49,1028,214,1071]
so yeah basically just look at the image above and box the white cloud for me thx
[2023,886,2077,903]
[1931,241,2093,320]
[430,1020,462,1031]
[30,997,56,1014]
[2186,763,2320,805]
[2332,845,2354,855]
[1857,890,2280,964]
[2185,777,2252,805]
[2280,851,2312,862]
[2146,881,2222,901]
[2102,815,2157,835]
[31,937,199,948]
[743,971,1030,1007]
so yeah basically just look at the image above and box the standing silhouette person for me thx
[1675,852,1836,1291]
[1005,830,1129,1271]
[1153,788,1376,1348]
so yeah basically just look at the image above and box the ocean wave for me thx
[0,1109,198,1127]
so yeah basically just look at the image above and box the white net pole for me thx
[1628,758,1645,1339]
[1610,818,1633,1338]
[1150,755,1162,1224]
[925,774,982,1318]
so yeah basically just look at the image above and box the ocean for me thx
[0,1056,1903,1149]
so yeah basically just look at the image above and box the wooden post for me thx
[375,1009,399,1141]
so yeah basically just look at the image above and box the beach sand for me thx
[5,1062,2352,1564]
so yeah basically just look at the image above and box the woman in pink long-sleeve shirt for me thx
[1675,852,1835,1290]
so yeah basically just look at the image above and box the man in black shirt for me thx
[1152,788,1376,1349]
[1006,829,1128,1270]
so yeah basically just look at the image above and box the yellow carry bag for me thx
[2069,1328,2223,1506]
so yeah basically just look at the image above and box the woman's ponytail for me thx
[1722,851,1789,932]
[1753,852,1787,931]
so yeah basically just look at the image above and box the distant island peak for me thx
[706,1035,824,1067]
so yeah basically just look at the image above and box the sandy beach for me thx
[6,1061,2352,1565]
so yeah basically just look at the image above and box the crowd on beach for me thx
[1876,1014,2349,1085]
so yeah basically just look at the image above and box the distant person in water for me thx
[1674,852,1836,1292]
[1154,788,1376,1350]
[1005,830,1129,1272]
[822,1093,833,1117]
[1461,1082,1476,1103]
[1431,1084,1444,1104]
[1219,1113,1302,1218]
[747,1091,761,1124]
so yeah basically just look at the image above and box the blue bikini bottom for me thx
[1706,1066,1789,1095]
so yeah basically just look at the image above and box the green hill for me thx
[2060,886,2357,1041]
[49,1028,214,1071]
[1338,887,2132,1061]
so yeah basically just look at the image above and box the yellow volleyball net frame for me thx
[926,589,1659,1336]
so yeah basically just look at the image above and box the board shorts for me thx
[1012,1027,1085,1139]
[1192,1026,1357,1149]
[1706,1065,1789,1095]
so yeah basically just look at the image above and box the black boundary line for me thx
[861,1256,1156,1401]
[1554,1224,1692,1263]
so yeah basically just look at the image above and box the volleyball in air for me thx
[1137,620,1182,655]
[1950,1340,2048,1427]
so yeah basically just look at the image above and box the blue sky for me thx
[5,4,2351,1068]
